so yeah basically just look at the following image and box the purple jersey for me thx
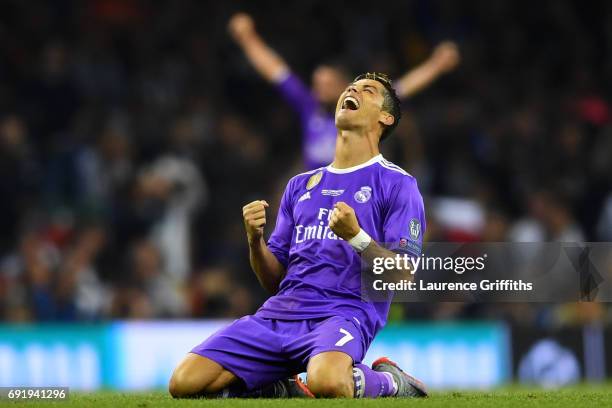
[260,154,426,346]
[276,72,337,169]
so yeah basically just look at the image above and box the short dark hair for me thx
[353,72,401,141]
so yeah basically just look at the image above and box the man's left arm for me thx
[329,174,426,277]
[328,202,418,282]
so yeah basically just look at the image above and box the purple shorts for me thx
[191,314,365,390]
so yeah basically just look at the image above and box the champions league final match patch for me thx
[322,189,344,196]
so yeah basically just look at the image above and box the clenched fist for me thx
[228,13,256,43]
[243,200,269,245]
[328,202,361,241]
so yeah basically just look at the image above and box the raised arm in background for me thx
[394,41,460,100]
[228,13,290,83]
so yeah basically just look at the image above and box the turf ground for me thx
[1,385,612,408]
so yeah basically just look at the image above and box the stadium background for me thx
[0,0,610,391]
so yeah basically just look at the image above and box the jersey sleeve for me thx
[382,176,426,257]
[267,179,295,268]
[275,72,318,119]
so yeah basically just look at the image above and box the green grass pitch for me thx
[1,385,612,408]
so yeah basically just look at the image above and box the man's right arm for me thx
[228,13,290,83]
[228,13,317,118]
[243,200,286,293]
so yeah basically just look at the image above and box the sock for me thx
[352,363,397,398]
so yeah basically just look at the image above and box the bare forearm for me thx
[395,41,460,99]
[362,240,415,283]
[395,60,442,99]
[236,34,289,83]
[328,202,414,282]
[248,236,286,293]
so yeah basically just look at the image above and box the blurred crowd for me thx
[0,0,611,324]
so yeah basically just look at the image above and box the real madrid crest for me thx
[306,171,323,190]
[354,186,372,203]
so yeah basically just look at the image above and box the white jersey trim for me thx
[327,154,383,174]
[295,166,325,177]
[380,159,412,177]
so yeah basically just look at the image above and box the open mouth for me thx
[342,96,360,110]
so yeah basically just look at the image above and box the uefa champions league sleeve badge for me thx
[409,218,421,241]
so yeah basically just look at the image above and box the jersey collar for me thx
[326,154,383,174]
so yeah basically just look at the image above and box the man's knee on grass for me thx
[169,354,235,398]
[169,372,203,398]
[307,352,354,398]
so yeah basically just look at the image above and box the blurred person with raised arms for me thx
[228,12,459,170]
